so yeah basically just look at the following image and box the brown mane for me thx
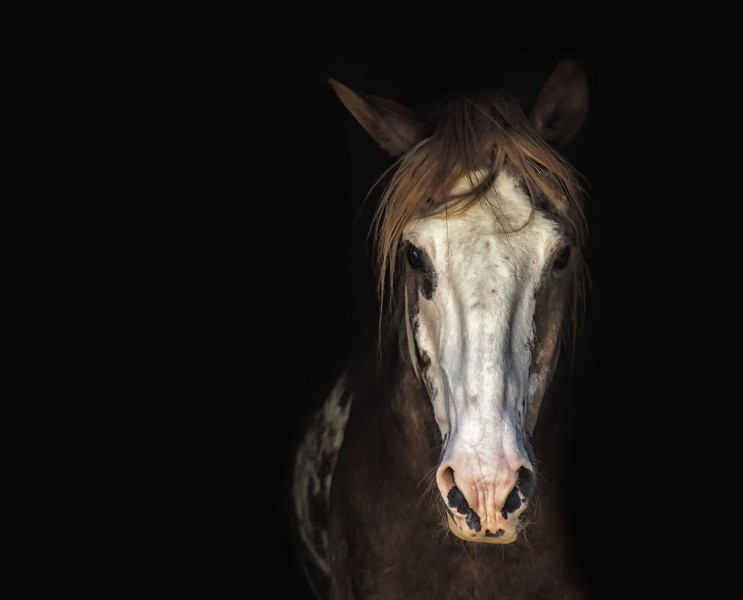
[370,92,589,345]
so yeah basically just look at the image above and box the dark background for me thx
[3,5,739,598]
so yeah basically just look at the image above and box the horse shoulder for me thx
[291,374,353,598]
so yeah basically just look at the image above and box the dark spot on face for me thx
[503,488,522,516]
[447,486,482,532]
[420,272,436,300]
[404,243,437,300]
[338,391,351,408]
[517,467,535,499]
[501,468,535,519]
[447,486,469,515]
[466,510,481,532]
[485,529,505,538]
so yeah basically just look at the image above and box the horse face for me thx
[402,171,574,543]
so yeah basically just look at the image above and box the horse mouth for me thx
[442,482,529,544]
[444,507,525,544]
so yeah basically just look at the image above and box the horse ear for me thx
[530,59,589,148]
[328,78,432,157]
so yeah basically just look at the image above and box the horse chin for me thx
[445,511,521,545]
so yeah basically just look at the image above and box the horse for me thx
[285,58,594,599]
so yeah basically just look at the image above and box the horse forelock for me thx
[370,93,588,355]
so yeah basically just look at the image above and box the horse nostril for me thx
[503,487,522,516]
[517,466,535,499]
[439,467,483,532]
[439,466,456,490]
[502,467,535,518]
[438,464,535,528]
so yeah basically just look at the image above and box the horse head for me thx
[329,60,589,543]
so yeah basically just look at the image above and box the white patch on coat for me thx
[292,376,351,575]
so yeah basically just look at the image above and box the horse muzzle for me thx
[436,462,536,544]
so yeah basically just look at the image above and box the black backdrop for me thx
[3,5,740,598]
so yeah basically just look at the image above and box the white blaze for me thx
[403,171,566,536]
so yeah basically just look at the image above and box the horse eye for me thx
[407,244,424,270]
[552,245,572,272]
